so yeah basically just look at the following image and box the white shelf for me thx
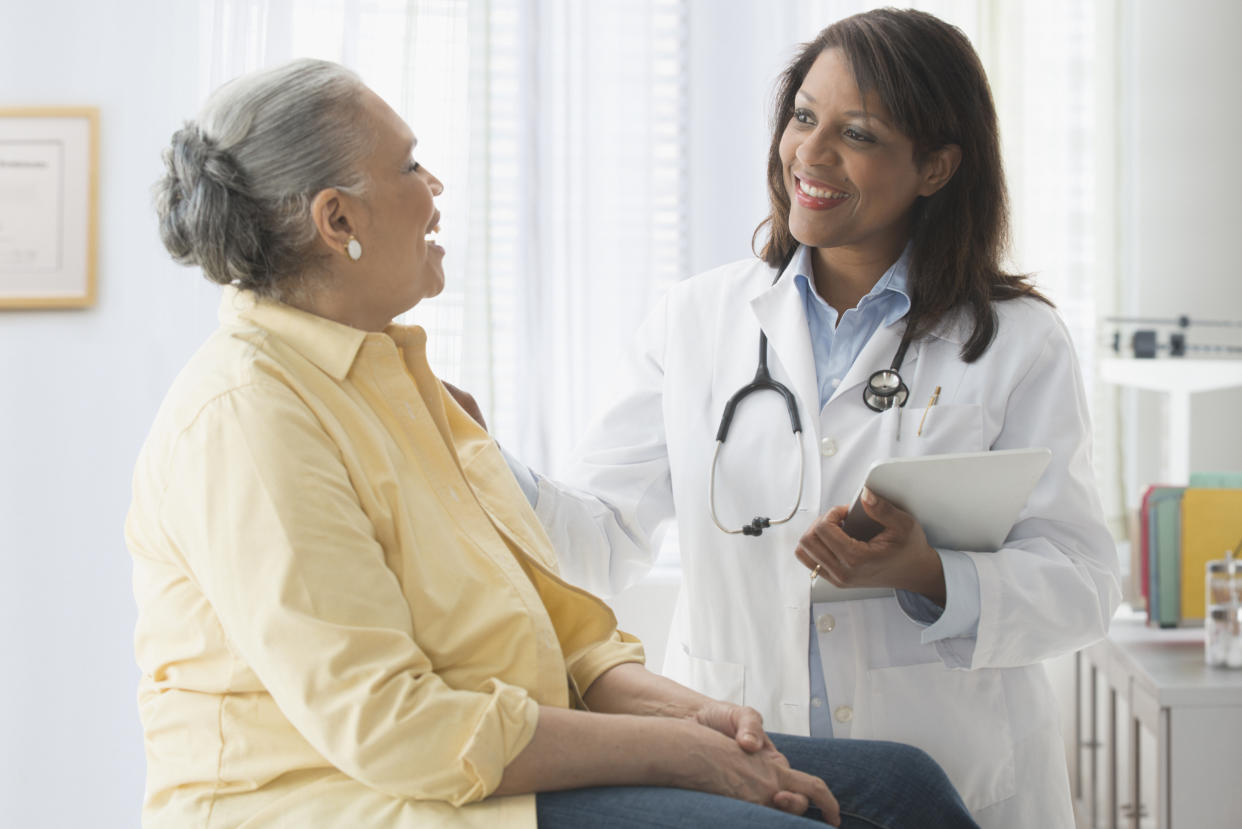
[1099,358,1242,483]
[1100,358,1242,394]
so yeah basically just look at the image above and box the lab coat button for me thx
[815,613,836,633]
[811,696,824,709]
[820,438,837,457]
[834,705,853,723]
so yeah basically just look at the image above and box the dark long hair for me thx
[755,8,1047,362]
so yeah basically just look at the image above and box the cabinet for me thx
[1072,611,1242,827]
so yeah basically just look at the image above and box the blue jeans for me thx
[535,733,979,828]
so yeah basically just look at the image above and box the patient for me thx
[126,58,980,828]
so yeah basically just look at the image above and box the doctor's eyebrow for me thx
[794,90,891,126]
[842,108,891,128]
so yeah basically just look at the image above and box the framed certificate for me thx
[0,107,99,308]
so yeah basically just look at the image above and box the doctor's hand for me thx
[796,488,947,606]
[441,380,487,431]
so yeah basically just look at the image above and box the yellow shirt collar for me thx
[218,286,394,381]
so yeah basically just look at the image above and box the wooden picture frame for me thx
[0,107,99,309]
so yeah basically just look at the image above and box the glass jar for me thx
[1206,606,1233,667]
[1207,558,1236,606]
[1205,555,1242,668]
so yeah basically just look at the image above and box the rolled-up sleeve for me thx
[566,632,646,700]
[159,380,537,805]
[969,314,1121,668]
[896,549,981,669]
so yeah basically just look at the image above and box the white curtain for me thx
[472,0,689,473]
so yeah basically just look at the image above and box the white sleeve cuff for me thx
[895,548,981,643]
[497,444,540,507]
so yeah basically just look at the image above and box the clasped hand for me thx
[690,701,840,824]
[795,488,946,604]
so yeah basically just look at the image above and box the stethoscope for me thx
[708,246,914,537]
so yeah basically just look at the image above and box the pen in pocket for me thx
[917,386,941,437]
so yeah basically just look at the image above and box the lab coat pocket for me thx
[682,645,746,706]
[855,661,1015,813]
[890,403,984,455]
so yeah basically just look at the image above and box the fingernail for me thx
[861,487,876,505]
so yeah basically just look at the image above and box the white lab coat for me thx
[533,256,1120,828]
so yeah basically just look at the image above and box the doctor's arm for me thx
[963,317,1122,668]
[797,314,1120,669]
[519,295,679,598]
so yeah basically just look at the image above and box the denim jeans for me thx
[535,733,979,828]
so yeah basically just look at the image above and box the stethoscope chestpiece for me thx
[861,330,914,412]
[862,367,909,412]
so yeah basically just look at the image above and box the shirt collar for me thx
[217,286,369,381]
[790,241,913,316]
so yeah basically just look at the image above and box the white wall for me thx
[0,2,217,826]
[1119,0,1242,495]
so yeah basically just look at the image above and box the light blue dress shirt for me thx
[789,244,981,737]
[503,245,981,738]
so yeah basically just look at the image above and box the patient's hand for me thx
[694,700,769,754]
[442,380,487,431]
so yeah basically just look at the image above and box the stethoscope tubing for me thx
[708,435,805,536]
[707,246,914,537]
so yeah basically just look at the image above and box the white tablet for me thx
[811,448,1052,603]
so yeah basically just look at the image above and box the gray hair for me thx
[155,58,373,298]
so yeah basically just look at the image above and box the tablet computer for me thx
[811,448,1052,603]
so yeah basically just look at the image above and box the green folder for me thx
[1189,472,1242,489]
[1147,486,1185,628]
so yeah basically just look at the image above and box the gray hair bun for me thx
[152,59,372,298]
[156,123,270,290]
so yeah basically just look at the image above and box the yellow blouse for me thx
[126,288,643,828]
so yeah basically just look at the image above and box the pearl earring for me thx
[346,236,363,261]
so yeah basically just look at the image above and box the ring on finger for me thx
[809,563,823,585]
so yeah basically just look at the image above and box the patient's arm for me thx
[492,705,839,825]
[582,661,769,752]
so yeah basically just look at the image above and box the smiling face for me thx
[779,48,947,267]
[348,90,445,323]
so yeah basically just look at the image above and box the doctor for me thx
[501,8,1121,829]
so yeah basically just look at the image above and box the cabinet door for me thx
[1166,705,1242,827]
[1129,680,1161,828]
[1112,684,1158,828]
[1079,655,1112,827]
[1126,716,1158,828]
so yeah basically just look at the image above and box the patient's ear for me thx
[310,188,357,256]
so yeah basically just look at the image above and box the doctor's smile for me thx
[792,174,851,210]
